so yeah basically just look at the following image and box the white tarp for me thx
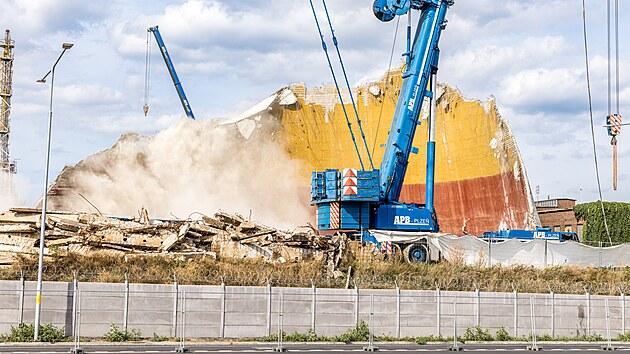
[370,230,630,268]
[428,234,630,268]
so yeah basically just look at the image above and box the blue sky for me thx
[0,0,628,208]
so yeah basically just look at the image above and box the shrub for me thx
[285,330,318,342]
[103,324,141,342]
[463,326,493,342]
[495,327,512,341]
[334,320,370,343]
[4,323,66,343]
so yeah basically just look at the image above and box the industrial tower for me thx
[0,29,16,194]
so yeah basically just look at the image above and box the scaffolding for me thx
[1,29,16,195]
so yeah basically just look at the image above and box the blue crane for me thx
[311,1,581,263]
[310,0,452,261]
[146,26,195,120]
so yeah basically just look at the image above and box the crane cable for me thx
[581,0,612,244]
[371,16,401,158]
[614,0,620,191]
[321,0,374,170]
[608,0,621,190]
[309,0,365,170]
[143,30,152,116]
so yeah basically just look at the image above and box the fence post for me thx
[396,284,401,338]
[311,281,316,333]
[176,291,188,353]
[220,281,226,339]
[274,292,286,352]
[622,292,626,334]
[586,289,591,336]
[267,281,272,336]
[172,276,179,338]
[363,294,378,352]
[603,298,615,351]
[436,288,441,337]
[18,271,25,324]
[448,295,460,351]
[70,290,83,354]
[513,288,518,338]
[526,297,539,351]
[475,286,480,327]
[123,273,129,332]
[72,271,78,337]
[550,290,555,339]
[355,284,360,326]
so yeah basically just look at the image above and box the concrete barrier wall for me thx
[0,280,627,339]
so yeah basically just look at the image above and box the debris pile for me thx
[0,208,348,274]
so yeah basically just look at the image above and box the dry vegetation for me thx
[2,251,630,295]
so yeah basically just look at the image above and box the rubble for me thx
[0,208,348,270]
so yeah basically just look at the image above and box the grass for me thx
[4,322,630,344]
[249,325,630,344]
[3,251,630,294]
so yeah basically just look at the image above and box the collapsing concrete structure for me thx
[42,68,537,236]
[231,69,539,235]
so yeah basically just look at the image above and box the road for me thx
[0,343,627,353]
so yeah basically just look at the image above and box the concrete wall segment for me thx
[1,281,627,339]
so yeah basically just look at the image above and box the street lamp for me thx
[33,42,73,340]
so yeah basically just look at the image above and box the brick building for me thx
[535,198,584,239]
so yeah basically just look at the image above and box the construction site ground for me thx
[1,208,630,295]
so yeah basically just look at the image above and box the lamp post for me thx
[34,42,73,340]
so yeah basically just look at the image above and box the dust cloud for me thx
[50,118,313,229]
[0,172,25,211]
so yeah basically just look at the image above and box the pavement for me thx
[0,342,628,353]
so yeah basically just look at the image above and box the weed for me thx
[535,333,554,341]
[415,335,444,345]
[150,332,170,342]
[102,324,141,342]
[537,333,603,342]
[615,332,630,341]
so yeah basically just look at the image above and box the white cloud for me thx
[56,85,125,106]
[500,68,585,113]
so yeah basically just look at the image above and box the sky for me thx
[0,0,628,207]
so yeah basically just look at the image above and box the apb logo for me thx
[394,215,411,225]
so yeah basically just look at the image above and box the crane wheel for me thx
[403,243,429,263]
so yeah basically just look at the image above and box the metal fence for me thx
[0,279,627,342]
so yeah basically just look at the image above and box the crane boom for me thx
[377,0,450,208]
[148,26,195,120]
